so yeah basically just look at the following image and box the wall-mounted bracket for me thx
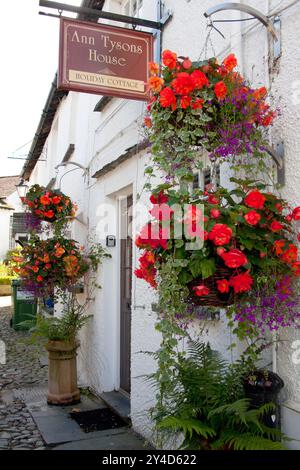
[204,2,278,40]
[265,142,285,185]
[273,16,281,60]
[39,0,172,30]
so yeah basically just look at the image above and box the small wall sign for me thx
[58,18,153,100]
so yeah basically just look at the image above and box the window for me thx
[191,165,220,192]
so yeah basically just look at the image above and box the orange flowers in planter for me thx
[24,185,76,224]
[16,238,89,297]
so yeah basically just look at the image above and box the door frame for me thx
[114,184,133,394]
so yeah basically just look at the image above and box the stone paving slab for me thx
[27,395,125,446]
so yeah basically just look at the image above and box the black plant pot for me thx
[243,370,284,430]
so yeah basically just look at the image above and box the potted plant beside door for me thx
[17,239,110,405]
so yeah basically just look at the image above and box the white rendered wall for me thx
[26,0,300,447]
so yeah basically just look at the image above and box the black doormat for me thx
[70,408,128,433]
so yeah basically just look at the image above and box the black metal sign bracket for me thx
[39,0,172,30]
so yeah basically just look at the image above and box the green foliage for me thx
[22,292,92,342]
[0,276,15,285]
[154,341,287,450]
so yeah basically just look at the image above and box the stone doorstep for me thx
[100,391,131,422]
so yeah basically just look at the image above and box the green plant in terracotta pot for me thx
[18,241,110,405]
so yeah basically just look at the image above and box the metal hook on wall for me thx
[204,2,278,40]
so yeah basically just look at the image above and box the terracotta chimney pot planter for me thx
[46,339,80,405]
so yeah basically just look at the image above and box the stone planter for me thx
[46,340,80,405]
[0,284,12,296]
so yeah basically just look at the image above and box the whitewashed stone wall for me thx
[28,0,300,447]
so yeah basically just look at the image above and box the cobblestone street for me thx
[0,303,48,450]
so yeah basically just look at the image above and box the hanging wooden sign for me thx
[58,18,153,100]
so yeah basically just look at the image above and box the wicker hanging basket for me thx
[187,266,234,307]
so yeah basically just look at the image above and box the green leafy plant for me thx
[153,341,288,450]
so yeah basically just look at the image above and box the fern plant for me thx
[155,341,288,450]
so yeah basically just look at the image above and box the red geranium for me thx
[191,98,204,110]
[44,210,55,219]
[52,196,62,205]
[292,207,300,220]
[159,87,177,110]
[191,70,209,89]
[221,249,248,268]
[229,271,253,293]
[210,208,220,219]
[214,81,227,100]
[208,224,233,246]
[207,194,219,205]
[150,191,168,205]
[270,221,284,232]
[162,50,177,69]
[180,95,191,109]
[171,72,195,95]
[244,210,261,225]
[244,190,266,209]
[193,284,210,296]
[216,279,230,293]
[281,244,298,264]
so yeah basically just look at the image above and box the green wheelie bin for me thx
[11,279,37,330]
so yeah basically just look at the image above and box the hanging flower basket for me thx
[24,184,77,223]
[14,237,89,297]
[135,180,300,311]
[145,50,276,181]
[187,266,234,307]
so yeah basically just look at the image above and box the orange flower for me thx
[63,255,80,277]
[148,76,164,93]
[149,62,159,75]
[39,254,50,263]
[31,266,39,273]
[144,116,152,128]
[253,86,267,100]
[55,247,65,258]
[57,206,63,212]
[162,50,177,69]
[222,53,237,71]
[40,195,51,206]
